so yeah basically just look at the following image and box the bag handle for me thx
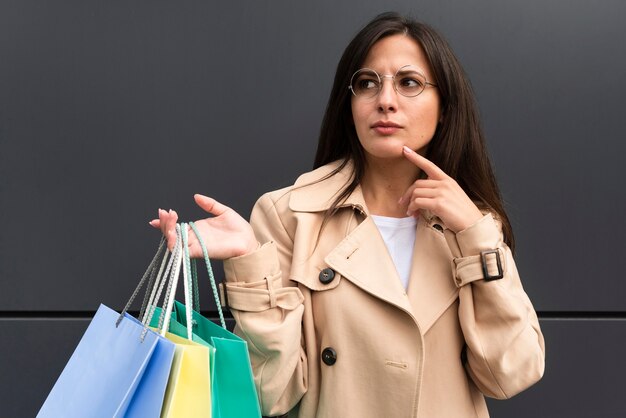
[148,224,197,341]
[188,221,227,329]
[116,236,166,329]
[191,258,200,313]
[115,227,184,341]
[142,223,203,341]
[141,227,182,330]
[181,223,194,340]
[140,246,173,329]
[141,224,181,335]
[159,224,186,337]
[131,221,228,335]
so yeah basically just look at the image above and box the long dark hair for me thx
[313,12,515,250]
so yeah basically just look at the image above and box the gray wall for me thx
[1,0,625,416]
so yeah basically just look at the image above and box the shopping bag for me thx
[37,238,176,418]
[172,222,262,418]
[124,315,177,418]
[160,332,213,418]
[37,305,175,418]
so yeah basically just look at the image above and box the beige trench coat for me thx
[222,160,545,418]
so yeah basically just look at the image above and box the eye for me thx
[398,76,424,89]
[357,77,379,91]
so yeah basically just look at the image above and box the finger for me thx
[407,190,439,213]
[399,179,439,204]
[194,194,230,216]
[402,146,447,180]
[410,187,439,200]
[406,197,437,216]
[163,210,176,235]
[166,209,179,251]
[170,210,179,229]
[149,219,160,228]
[157,209,172,249]
[158,209,168,234]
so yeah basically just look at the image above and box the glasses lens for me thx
[350,69,380,98]
[394,67,427,97]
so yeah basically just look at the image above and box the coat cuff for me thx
[444,214,506,287]
[223,241,279,283]
[222,241,303,312]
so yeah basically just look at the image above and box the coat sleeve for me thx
[444,213,545,399]
[222,192,307,416]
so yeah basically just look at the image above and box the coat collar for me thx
[288,159,368,214]
[289,159,441,225]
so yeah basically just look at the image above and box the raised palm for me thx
[150,194,258,260]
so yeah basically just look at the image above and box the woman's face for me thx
[351,34,441,161]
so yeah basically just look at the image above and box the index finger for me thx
[402,146,447,179]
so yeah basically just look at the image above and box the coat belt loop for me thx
[266,276,277,308]
[218,283,229,309]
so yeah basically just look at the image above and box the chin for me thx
[363,144,406,160]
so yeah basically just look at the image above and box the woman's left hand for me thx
[399,146,484,233]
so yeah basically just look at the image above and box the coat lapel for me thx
[407,219,459,334]
[324,216,416,319]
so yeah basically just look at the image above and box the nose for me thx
[376,76,398,113]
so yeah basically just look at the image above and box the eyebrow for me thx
[362,66,427,76]
[395,68,425,75]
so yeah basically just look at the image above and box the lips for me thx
[371,121,402,135]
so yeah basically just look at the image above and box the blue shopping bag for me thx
[124,312,177,418]
[37,304,175,418]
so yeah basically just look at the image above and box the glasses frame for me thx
[348,65,438,99]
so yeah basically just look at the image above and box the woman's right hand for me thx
[149,194,258,260]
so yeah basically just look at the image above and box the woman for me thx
[152,12,545,418]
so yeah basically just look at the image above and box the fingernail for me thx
[407,210,413,217]
[398,196,404,204]
[403,146,411,153]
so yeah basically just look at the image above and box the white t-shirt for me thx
[371,215,418,290]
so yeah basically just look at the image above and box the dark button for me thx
[432,223,444,232]
[321,347,337,365]
[318,268,335,284]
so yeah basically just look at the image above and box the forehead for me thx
[361,34,432,76]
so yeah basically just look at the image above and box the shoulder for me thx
[249,161,350,239]
[255,159,352,214]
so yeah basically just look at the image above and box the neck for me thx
[361,157,421,217]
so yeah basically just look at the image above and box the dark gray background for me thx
[1,0,624,416]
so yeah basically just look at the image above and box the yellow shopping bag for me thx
[160,331,214,418]
[142,224,214,418]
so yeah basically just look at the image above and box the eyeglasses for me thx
[348,65,437,99]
